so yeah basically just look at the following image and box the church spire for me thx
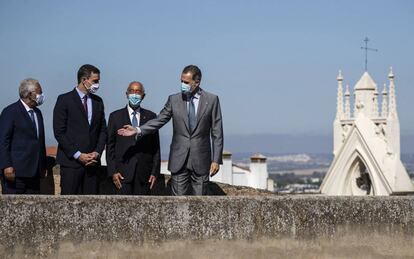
[372,84,379,117]
[344,84,351,119]
[388,67,398,119]
[381,83,388,118]
[336,70,344,120]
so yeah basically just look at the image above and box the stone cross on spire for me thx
[361,37,378,71]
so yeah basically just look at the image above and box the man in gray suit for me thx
[118,65,223,195]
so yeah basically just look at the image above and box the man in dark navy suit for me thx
[0,78,47,194]
[53,64,107,195]
[106,81,160,195]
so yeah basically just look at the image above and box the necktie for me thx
[188,96,196,132]
[28,110,37,137]
[132,111,138,128]
[82,95,88,116]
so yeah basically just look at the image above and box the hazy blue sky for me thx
[1,0,413,149]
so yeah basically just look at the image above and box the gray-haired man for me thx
[0,78,47,194]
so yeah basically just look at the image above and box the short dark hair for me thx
[182,65,202,82]
[77,64,100,84]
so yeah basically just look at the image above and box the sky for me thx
[0,0,413,152]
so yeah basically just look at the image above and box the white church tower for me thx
[320,68,414,195]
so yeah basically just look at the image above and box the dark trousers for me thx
[1,175,40,194]
[113,165,151,195]
[60,166,99,195]
[171,166,209,196]
[114,180,151,195]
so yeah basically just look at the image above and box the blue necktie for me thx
[132,111,138,128]
[28,110,37,137]
[188,97,196,132]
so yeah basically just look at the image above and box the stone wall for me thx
[1,195,414,257]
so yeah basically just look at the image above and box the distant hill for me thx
[157,133,414,158]
[47,133,414,159]
[221,133,414,155]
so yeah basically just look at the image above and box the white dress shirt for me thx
[128,105,141,126]
[73,87,93,159]
[75,87,92,125]
[187,89,201,116]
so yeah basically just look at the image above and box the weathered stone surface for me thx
[0,195,414,257]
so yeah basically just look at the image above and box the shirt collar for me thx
[127,105,140,115]
[20,99,32,112]
[188,88,202,100]
[75,87,88,99]
[193,89,201,99]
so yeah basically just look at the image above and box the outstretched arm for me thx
[118,96,173,137]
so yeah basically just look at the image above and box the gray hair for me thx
[128,81,145,93]
[19,78,39,99]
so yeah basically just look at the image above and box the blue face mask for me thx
[181,82,192,94]
[128,94,142,107]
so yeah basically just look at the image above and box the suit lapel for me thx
[194,90,208,130]
[17,100,37,138]
[139,109,148,126]
[71,89,89,123]
[90,95,98,126]
[121,106,137,144]
[179,94,190,132]
[34,108,44,140]
[123,106,131,125]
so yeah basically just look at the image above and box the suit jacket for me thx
[53,88,107,168]
[140,89,223,174]
[106,106,160,183]
[0,100,46,177]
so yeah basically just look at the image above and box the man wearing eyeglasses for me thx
[107,81,160,195]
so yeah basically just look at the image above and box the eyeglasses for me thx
[127,90,144,94]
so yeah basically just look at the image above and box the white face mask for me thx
[35,93,45,106]
[84,80,100,94]
[88,83,100,94]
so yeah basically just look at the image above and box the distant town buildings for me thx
[320,69,414,195]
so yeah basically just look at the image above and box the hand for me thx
[85,160,98,166]
[3,167,15,182]
[209,162,220,177]
[118,125,138,137]
[78,153,97,166]
[112,172,124,189]
[85,152,100,166]
[148,175,157,190]
[91,151,100,160]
